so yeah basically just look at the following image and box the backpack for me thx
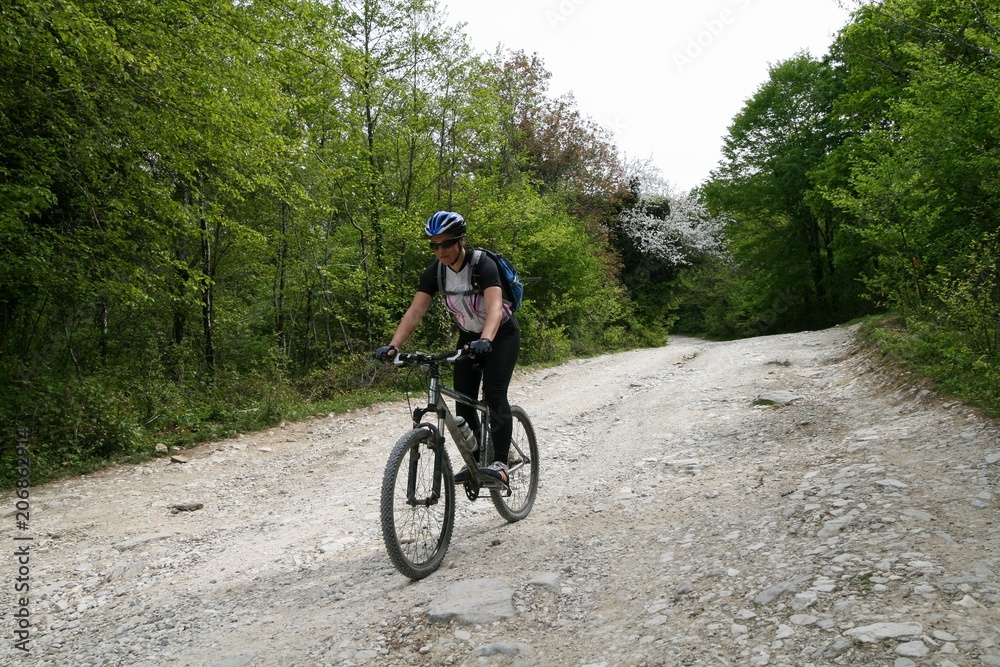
[437,247,524,313]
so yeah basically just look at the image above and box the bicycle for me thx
[379,348,539,580]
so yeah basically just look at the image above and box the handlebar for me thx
[392,349,470,367]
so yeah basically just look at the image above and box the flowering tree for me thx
[617,188,727,267]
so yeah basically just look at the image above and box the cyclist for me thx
[375,211,520,486]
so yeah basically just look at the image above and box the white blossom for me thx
[617,191,727,266]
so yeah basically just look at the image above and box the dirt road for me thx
[4,325,999,666]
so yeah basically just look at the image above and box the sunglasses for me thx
[429,236,464,251]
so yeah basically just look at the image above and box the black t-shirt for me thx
[418,251,512,333]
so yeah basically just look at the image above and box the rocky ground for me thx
[3,324,999,667]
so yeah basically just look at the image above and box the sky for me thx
[440,0,855,192]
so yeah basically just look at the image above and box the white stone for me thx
[953,595,985,609]
[528,573,561,593]
[894,641,929,658]
[113,533,173,551]
[791,591,818,611]
[846,622,923,643]
[901,508,934,521]
[789,614,817,626]
[427,579,515,624]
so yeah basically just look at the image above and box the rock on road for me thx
[4,325,999,666]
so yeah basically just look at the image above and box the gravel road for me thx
[4,324,999,667]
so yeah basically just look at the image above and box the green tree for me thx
[702,52,863,335]
[0,0,649,487]
[830,0,1000,315]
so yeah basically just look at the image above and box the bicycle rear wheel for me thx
[490,405,538,522]
[380,428,455,580]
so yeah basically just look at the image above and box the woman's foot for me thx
[480,461,509,485]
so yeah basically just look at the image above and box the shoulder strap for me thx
[438,251,487,296]
[469,248,484,292]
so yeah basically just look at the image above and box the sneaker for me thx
[479,461,509,485]
[453,466,471,484]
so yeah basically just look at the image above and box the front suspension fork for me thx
[406,420,445,507]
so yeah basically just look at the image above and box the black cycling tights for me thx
[453,320,520,465]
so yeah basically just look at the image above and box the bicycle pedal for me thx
[478,477,510,492]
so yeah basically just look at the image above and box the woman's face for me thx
[430,233,464,264]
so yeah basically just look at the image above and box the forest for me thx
[2,0,997,486]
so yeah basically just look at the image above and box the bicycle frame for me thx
[398,350,492,499]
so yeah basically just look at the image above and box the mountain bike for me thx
[379,349,539,580]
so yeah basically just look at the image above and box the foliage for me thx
[0,0,642,485]
[692,0,999,376]
[701,52,868,335]
[617,193,726,268]
[930,233,1000,361]
[859,316,1000,418]
[607,162,728,332]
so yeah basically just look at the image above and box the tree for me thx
[486,51,628,225]
[830,0,1000,314]
[617,194,725,267]
[0,0,655,486]
[702,52,860,333]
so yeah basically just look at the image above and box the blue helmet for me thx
[424,211,466,238]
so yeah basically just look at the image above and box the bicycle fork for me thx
[403,373,456,508]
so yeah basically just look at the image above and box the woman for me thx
[375,211,520,486]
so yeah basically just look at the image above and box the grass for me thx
[855,315,1000,418]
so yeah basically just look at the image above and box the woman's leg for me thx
[453,330,482,445]
[481,323,520,464]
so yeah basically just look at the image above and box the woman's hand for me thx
[467,338,492,358]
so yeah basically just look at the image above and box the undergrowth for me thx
[856,315,1000,418]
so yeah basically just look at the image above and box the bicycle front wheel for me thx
[380,428,455,580]
[491,405,539,522]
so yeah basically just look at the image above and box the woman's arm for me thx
[389,291,433,349]
[479,285,504,342]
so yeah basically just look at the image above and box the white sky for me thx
[440,0,854,192]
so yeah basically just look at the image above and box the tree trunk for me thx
[276,202,288,355]
[200,194,215,378]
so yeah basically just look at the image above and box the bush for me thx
[0,371,148,487]
[859,315,1000,416]
[931,233,1000,360]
